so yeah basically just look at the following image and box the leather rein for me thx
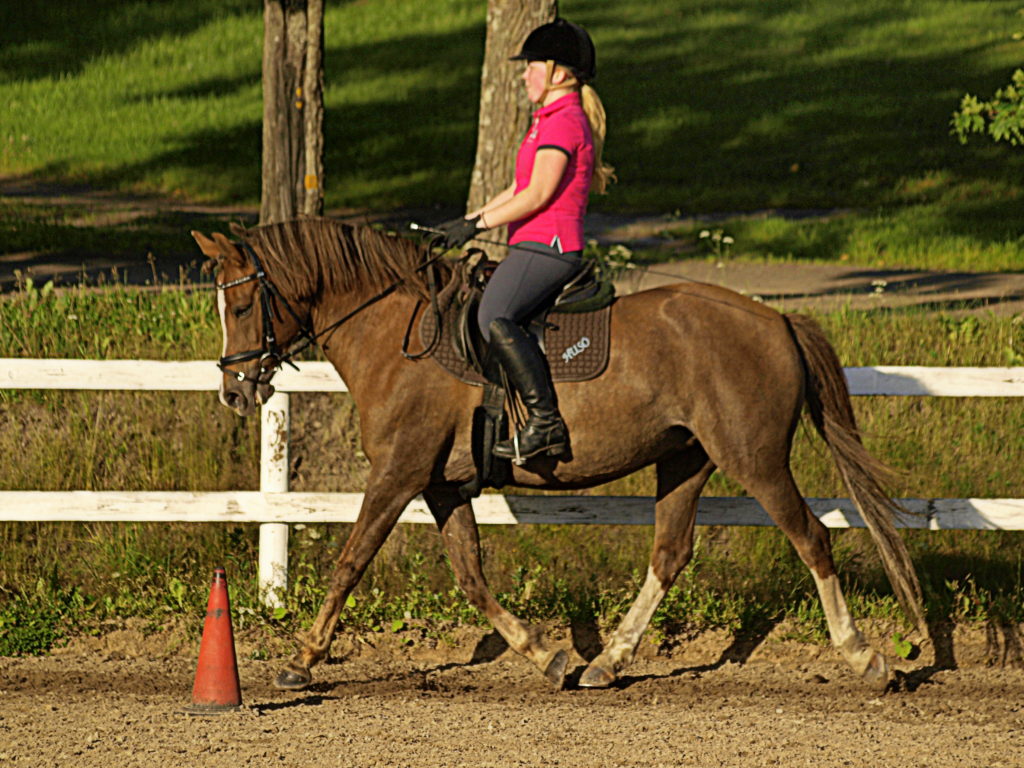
[216,240,446,384]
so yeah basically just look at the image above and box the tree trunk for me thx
[468,0,557,256]
[261,0,325,225]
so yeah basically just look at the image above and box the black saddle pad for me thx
[420,302,612,386]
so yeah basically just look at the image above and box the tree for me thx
[467,0,557,253]
[261,0,325,225]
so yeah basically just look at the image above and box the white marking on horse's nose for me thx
[217,290,229,404]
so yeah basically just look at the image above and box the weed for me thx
[891,632,914,659]
[0,571,82,655]
[698,229,735,264]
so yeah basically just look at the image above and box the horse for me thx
[191,218,926,692]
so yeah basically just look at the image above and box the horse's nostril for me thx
[224,391,243,410]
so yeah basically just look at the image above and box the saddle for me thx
[411,252,615,501]
[418,252,615,387]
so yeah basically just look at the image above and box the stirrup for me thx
[493,422,567,465]
[512,436,566,465]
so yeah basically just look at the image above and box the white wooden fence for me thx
[2,359,1023,606]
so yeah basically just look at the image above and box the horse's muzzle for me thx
[220,377,255,416]
[220,371,275,417]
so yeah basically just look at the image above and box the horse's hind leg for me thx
[745,469,890,689]
[424,485,569,689]
[580,449,715,688]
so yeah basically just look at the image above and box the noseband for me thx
[216,243,316,384]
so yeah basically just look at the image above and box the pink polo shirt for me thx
[508,91,594,253]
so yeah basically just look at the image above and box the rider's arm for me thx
[467,183,517,219]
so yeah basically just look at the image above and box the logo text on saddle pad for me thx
[562,336,591,364]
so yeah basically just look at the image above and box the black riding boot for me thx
[488,318,567,462]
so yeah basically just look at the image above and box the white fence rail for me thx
[1,490,1022,530]
[2,359,1023,605]
[4,359,1024,396]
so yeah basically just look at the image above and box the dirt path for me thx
[3,179,1023,314]
[592,212,1024,315]
[612,258,1024,315]
[1,626,1022,768]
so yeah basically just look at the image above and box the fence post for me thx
[259,391,290,608]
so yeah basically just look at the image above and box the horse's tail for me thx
[785,313,928,636]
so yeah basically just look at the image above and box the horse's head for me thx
[192,229,310,417]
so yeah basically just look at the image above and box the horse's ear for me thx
[191,230,220,258]
[212,232,245,267]
[229,222,248,239]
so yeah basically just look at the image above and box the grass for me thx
[3,1,1024,270]
[0,278,1022,656]
[0,274,218,359]
[661,173,1024,271]
[0,0,481,205]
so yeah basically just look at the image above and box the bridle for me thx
[215,242,317,384]
[215,238,450,385]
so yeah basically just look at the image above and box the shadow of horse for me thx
[266,630,515,704]
[568,617,782,690]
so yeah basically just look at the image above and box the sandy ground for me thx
[1,624,1023,768]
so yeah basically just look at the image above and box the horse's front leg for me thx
[424,485,569,689]
[274,479,421,691]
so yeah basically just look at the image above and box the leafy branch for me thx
[951,69,1024,146]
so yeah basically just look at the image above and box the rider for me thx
[437,18,614,462]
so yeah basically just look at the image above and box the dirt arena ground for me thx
[1,624,1022,768]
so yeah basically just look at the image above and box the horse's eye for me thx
[233,303,253,319]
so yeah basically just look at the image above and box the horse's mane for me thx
[232,218,448,300]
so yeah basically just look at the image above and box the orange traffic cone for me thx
[187,566,242,714]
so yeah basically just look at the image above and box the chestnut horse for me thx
[192,218,925,692]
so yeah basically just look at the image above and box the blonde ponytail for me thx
[542,62,616,195]
[581,84,615,194]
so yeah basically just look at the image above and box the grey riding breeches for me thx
[477,241,582,342]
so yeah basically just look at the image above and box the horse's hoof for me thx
[543,650,569,690]
[861,653,891,691]
[274,665,312,691]
[578,662,616,689]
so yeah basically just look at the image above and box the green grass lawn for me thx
[2,0,1024,271]
[663,173,1024,271]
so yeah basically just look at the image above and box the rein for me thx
[216,238,448,382]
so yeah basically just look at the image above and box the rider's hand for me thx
[435,216,480,249]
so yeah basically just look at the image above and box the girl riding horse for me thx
[437,18,615,463]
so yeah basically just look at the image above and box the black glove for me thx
[435,216,480,249]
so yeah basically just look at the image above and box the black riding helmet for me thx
[510,18,596,83]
